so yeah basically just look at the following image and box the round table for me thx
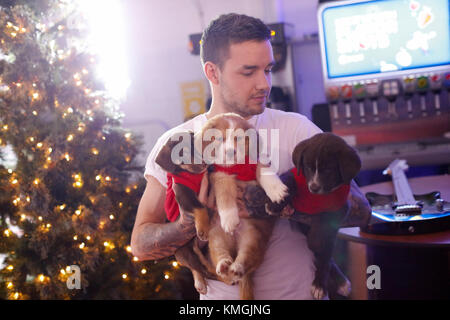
[337,174,450,299]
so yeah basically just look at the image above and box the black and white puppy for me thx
[247,133,362,299]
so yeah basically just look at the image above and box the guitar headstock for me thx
[383,159,422,214]
[383,159,409,176]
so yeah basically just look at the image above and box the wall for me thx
[279,0,320,37]
[119,0,323,166]
[278,0,326,120]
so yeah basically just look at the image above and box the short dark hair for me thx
[200,13,271,68]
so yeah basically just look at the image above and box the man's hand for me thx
[131,176,196,261]
[201,171,252,219]
[200,171,292,220]
[236,184,251,218]
[237,183,294,218]
[341,180,372,227]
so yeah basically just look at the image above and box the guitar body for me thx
[362,159,450,235]
[363,191,450,235]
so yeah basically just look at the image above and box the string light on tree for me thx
[0,0,179,300]
[72,173,83,188]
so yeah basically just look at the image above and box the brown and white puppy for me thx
[195,112,287,299]
[259,133,361,299]
[197,112,288,232]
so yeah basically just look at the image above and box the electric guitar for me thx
[362,159,450,235]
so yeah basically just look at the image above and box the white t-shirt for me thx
[144,107,323,299]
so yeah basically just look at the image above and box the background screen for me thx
[321,0,450,79]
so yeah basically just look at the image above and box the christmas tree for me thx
[0,0,190,299]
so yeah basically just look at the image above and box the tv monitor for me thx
[318,0,450,87]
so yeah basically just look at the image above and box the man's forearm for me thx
[133,220,196,261]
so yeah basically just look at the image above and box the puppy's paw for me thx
[196,228,208,241]
[194,278,208,295]
[220,207,240,234]
[216,258,233,276]
[230,262,245,278]
[311,284,326,300]
[194,207,209,241]
[229,262,245,282]
[260,174,289,203]
[337,279,352,297]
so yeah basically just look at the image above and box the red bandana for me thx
[290,168,350,215]
[212,157,257,181]
[164,159,257,222]
[164,171,205,222]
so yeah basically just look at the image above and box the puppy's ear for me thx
[155,137,179,173]
[339,145,361,184]
[292,139,310,175]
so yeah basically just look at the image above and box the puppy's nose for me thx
[308,183,320,194]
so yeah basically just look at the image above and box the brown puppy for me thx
[154,130,214,294]
[261,133,361,299]
[195,113,287,300]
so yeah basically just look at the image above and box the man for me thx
[130,13,371,299]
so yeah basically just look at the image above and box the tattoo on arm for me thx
[135,220,196,261]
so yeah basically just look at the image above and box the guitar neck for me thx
[391,168,416,205]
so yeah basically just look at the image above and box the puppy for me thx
[155,130,215,294]
[261,133,361,299]
[195,112,288,299]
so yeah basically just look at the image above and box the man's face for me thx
[217,40,274,118]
